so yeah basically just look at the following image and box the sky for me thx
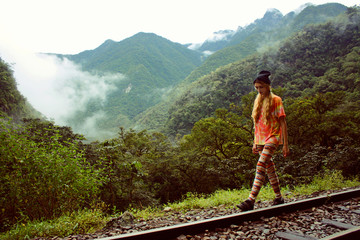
[1,0,359,54]
[0,0,358,139]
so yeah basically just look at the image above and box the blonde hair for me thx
[252,84,273,125]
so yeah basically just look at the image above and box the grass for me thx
[1,170,359,240]
[0,208,110,240]
[290,169,360,196]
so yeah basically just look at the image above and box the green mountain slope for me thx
[69,32,202,85]
[162,7,360,136]
[58,33,203,134]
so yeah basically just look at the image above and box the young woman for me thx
[237,70,290,211]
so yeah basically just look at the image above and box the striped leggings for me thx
[249,143,282,201]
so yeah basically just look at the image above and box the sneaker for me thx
[272,197,284,206]
[237,199,254,211]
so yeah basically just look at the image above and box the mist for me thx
[0,42,125,140]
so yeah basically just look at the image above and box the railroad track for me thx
[96,188,360,240]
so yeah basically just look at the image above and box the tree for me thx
[178,93,259,191]
[286,91,360,147]
[96,127,173,210]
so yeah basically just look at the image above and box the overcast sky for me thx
[1,0,359,54]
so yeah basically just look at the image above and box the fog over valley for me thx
[0,42,126,139]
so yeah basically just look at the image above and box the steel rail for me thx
[96,188,360,240]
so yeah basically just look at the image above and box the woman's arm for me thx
[279,116,290,157]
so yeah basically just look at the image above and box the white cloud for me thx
[0,40,124,137]
[205,30,235,43]
[75,110,114,141]
[188,43,203,50]
[202,50,214,56]
[293,3,314,14]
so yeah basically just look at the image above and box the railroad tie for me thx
[352,209,360,214]
[275,219,358,240]
[321,219,356,230]
[275,230,318,240]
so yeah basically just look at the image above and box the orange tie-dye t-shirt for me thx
[254,95,286,146]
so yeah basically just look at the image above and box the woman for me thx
[237,70,290,211]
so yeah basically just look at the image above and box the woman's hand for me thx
[282,144,290,157]
[279,116,290,157]
[252,144,258,154]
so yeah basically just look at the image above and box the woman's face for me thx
[254,82,270,96]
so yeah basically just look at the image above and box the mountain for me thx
[184,3,347,85]
[68,32,202,82]
[57,32,203,136]
[133,2,349,133]
[196,3,347,54]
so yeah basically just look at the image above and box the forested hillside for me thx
[134,3,349,132]
[0,58,41,120]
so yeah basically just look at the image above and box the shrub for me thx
[0,118,104,231]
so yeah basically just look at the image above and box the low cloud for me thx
[202,50,214,56]
[75,110,115,141]
[187,42,202,50]
[205,30,235,43]
[0,42,125,139]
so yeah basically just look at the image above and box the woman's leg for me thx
[265,155,282,199]
[249,144,278,201]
